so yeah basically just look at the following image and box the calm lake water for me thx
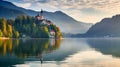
[0,38,120,67]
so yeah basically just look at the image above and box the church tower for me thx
[36,9,44,20]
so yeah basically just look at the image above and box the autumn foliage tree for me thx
[0,18,19,38]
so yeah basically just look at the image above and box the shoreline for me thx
[2,37,120,39]
[0,37,63,39]
[0,37,10,39]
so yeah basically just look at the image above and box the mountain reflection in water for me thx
[1,38,120,67]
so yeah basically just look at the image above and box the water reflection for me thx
[0,39,61,67]
[87,38,120,57]
[56,50,120,67]
[0,39,13,56]
[15,38,120,67]
[1,38,120,67]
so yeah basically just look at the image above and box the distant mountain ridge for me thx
[0,0,92,34]
[85,14,120,37]
[0,5,26,18]
[0,0,36,16]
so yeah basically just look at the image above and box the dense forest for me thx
[0,15,62,38]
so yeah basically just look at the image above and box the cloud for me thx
[38,0,49,3]
[12,2,31,8]
[6,0,120,23]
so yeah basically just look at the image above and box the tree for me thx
[0,18,7,36]
[0,15,62,38]
[6,24,13,37]
[43,26,49,32]
[0,30,3,37]
[13,30,19,38]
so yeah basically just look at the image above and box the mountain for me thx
[0,0,92,34]
[85,14,120,37]
[0,5,25,18]
[0,0,35,16]
[43,11,92,33]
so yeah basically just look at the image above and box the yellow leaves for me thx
[0,18,14,37]
[44,26,49,32]
[0,30,3,37]
[8,25,12,33]
[7,24,13,37]
[15,31,19,38]
[1,18,7,36]
[56,27,60,32]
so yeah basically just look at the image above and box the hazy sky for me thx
[5,0,120,23]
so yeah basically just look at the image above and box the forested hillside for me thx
[0,15,62,38]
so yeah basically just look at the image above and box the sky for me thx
[4,0,120,23]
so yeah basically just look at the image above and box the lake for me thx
[0,38,120,67]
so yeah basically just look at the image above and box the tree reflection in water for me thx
[0,38,62,66]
